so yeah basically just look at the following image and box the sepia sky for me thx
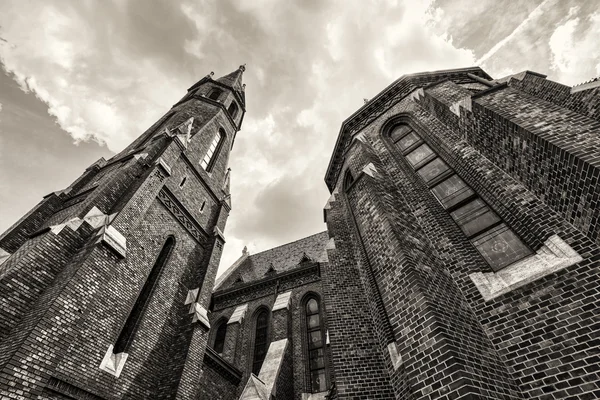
[1,0,599,274]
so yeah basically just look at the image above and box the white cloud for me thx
[549,11,600,85]
[476,0,556,65]
[5,0,593,278]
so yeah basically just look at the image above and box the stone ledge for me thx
[387,342,403,370]
[99,344,128,378]
[272,291,292,311]
[191,302,210,329]
[228,303,248,324]
[97,225,127,258]
[469,234,582,301]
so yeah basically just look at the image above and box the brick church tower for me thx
[0,65,246,399]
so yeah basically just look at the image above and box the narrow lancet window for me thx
[113,236,175,353]
[228,102,239,119]
[305,297,327,392]
[201,129,225,172]
[213,321,228,354]
[252,309,269,375]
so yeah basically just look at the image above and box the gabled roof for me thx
[213,231,330,292]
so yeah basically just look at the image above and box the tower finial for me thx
[239,64,246,72]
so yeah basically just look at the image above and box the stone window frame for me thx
[249,305,271,376]
[208,88,223,101]
[227,101,239,119]
[381,115,582,301]
[300,292,330,394]
[200,128,226,172]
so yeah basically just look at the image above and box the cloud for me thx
[476,0,555,64]
[3,0,597,277]
[549,10,600,85]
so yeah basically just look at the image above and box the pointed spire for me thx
[216,64,246,93]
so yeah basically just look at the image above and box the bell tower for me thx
[0,66,246,399]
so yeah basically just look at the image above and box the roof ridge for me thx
[247,230,329,258]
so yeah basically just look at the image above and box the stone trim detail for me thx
[449,96,472,116]
[157,187,208,244]
[155,157,172,176]
[97,225,127,258]
[571,77,600,94]
[191,303,210,329]
[0,248,11,267]
[168,117,194,149]
[387,342,403,370]
[325,237,336,250]
[362,163,378,177]
[469,234,582,301]
[213,226,226,243]
[301,392,328,400]
[99,344,128,378]
[272,291,292,311]
[228,303,248,324]
[184,288,199,305]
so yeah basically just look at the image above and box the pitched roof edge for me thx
[213,252,249,292]
[324,66,491,192]
[247,231,329,259]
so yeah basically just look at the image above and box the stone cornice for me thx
[324,67,492,192]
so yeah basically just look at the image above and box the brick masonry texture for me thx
[2,64,600,400]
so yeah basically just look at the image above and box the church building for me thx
[0,64,599,400]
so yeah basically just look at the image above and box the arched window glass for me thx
[252,309,269,375]
[213,321,228,354]
[305,297,327,392]
[208,88,223,101]
[114,236,175,353]
[390,124,531,271]
[201,129,225,172]
[227,102,239,119]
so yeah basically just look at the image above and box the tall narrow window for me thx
[252,309,269,375]
[305,297,327,393]
[208,88,223,101]
[343,170,355,191]
[114,236,175,353]
[390,124,531,271]
[213,321,228,355]
[200,129,225,172]
[227,102,239,119]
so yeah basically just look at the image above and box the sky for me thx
[1,0,599,275]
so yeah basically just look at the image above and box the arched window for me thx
[114,236,175,353]
[305,296,327,393]
[212,321,228,354]
[252,309,270,375]
[227,102,239,119]
[208,88,223,101]
[343,170,354,191]
[390,123,531,271]
[200,129,225,172]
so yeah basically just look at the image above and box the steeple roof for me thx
[216,64,245,93]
